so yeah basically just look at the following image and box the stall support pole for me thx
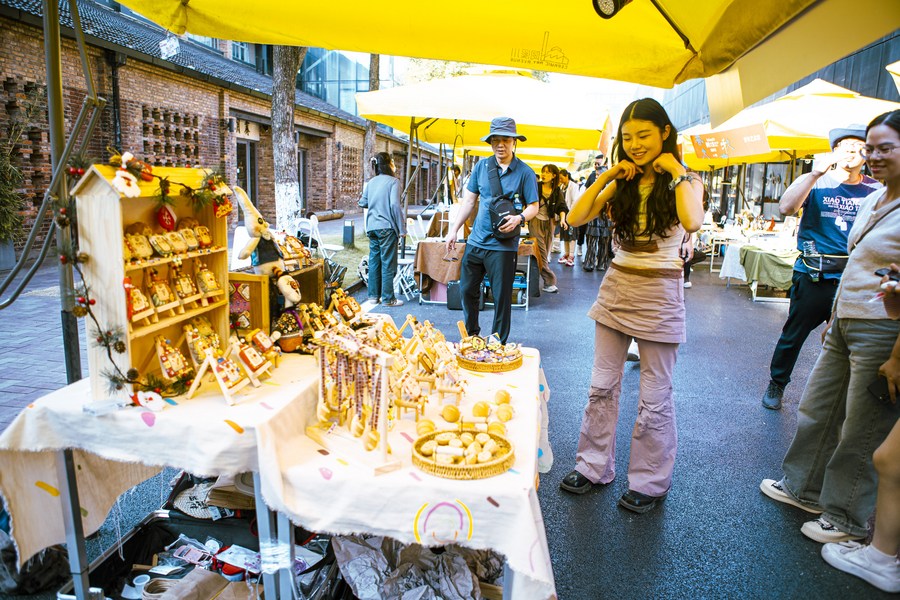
[57,450,90,600]
[253,472,280,597]
[277,512,295,599]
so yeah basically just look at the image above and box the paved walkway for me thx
[0,238,887,598]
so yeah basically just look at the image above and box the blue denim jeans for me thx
[782,317,900,536]
[367,228,398,302]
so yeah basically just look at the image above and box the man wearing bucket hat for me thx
[445,117,539,343]
[760,124,881,410]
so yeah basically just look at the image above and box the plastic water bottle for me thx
[513,194,522,212]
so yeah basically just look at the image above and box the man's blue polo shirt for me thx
[465,155,539,251]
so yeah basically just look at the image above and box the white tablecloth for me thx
[256,349,557,599]
[719,241,748,281]
[0,353,319,566]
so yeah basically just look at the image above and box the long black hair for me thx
[371,151,394,176]
[609,98,682,243]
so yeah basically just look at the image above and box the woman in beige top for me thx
[558,98,703,513]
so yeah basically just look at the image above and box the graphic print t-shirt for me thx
[795,171,881,279]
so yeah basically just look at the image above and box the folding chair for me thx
[297,215,343,261]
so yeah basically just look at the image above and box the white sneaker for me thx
[577,245,584,257]
[822,541,900,593]
[759,479,823,514]
[542,285,558,293]
[801,516,865,544]
[626,340,640,362]
[683,281,693,289]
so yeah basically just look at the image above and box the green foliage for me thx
[0,151,24,244]
[0,84,44,244]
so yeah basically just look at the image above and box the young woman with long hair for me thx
[559,98,704,513]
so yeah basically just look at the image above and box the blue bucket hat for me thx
[481,117,527,143]
[828,124,866,148]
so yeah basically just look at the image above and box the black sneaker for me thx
[762,380,785,410]
[618,489,666,513]
[559,470,593,494]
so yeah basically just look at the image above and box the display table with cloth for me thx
[0,352,319,573]
[718,240,748,283]
[414,239,539,308]
[255,348,556,599]
[739,245,800,302]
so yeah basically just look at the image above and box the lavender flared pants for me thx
[575,322,680,496]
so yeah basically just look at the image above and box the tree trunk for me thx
[272,45,307,234]
[363,54,380,179]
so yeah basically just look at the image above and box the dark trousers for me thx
[460,245,517,343]
[576,224,587,246]
[769,270,840,388]
[367,229,398,302]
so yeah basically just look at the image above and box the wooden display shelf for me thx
[124,246,227,273]
[129,298,228,341]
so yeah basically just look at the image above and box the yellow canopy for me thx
[117,0,898,122]
[357,71,608,150]
[682,79,900,170]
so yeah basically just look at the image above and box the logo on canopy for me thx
[511,32,569,71]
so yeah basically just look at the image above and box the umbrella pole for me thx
[402,117,415,258]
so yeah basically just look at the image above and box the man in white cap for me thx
[760,124,881,410]
[445,117,539,343]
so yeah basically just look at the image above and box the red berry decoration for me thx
[77,168,85,176]
[97,336,103,342]
[89,298,96,305]
[59,254,67,264]
[60,207,67,215]
[68,167,76,175]
[77,296,85,304]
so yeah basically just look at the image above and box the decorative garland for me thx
[108,148,233,217]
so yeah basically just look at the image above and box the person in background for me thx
[577,155,606,257]
[359,151,405,307]
[445,117,539,343]
[559,98,704,513]
[761,124,881,410]
[449,164,462,202]
[559,169,579,266]
[760,110,900,548]
[533,164,564,293]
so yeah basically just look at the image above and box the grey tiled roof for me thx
[0,0,370,127]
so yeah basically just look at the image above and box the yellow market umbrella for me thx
[118,0,898,123]
[681,79,900,170]
[357,71,608,150]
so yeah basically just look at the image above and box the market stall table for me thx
[0,353,319,587]
[739,245,800,302]
[254,348,555,599]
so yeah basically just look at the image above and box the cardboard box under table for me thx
[0,353,319,595]
[254,348,557,599]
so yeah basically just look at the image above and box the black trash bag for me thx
[0,530,70,594]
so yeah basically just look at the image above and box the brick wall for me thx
[0,15,437,259]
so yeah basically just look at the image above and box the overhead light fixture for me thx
[592,0,633,19]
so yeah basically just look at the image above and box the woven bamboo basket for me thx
[456,353,523,373]
[412,430,515,480]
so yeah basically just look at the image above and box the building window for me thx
[187,34,219,49]
[236,140,258,208]
[232,41,255,65]
[257,45,273,76]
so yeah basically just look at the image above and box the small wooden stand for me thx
[229,340,272,388]
[186,348,250,405]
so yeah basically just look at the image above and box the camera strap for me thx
[487,156,504,199]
